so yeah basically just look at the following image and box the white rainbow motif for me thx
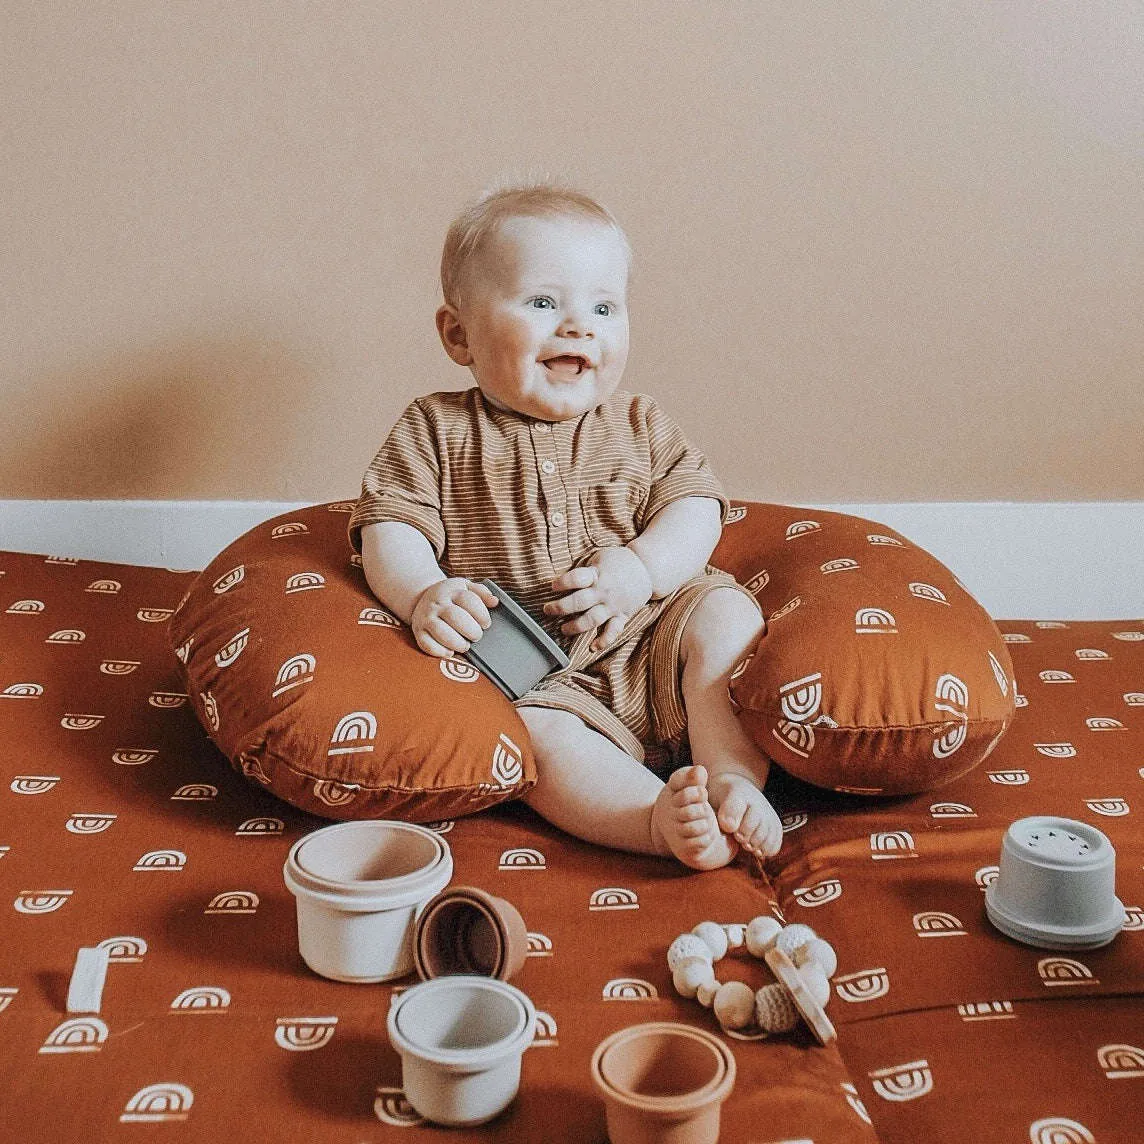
[236,817,285,836]
[204,890,259,914]
[441,658,480,683]
[10,775,60,795]
[498,847,546,872]
[821,558,858,574]
[39,1016,109,1053]
[1035,743,1076,758]
[201,692,219,732]
[602,978,658,1000]
[313,780,359,807]
[870,831,917,860]
[987,769,1030,785]
[929,802,976,818]
[134,850,186,872]
[957,1001,1014,1021]
[328,711,377,755]
[358,607,401,627]
[1028,1117,1095,1144]
[86,579,121,594]
[215,628,250,668]
[532,1011,559,1047]
[0,988,19,1014]
[1122,906,1144,932]
[975,866,999,890]
[1003,632,1032,643]
[61,714,104,731]
[744,569,769,594]
[834,968,890,1003]
[275,1016,337,1051]
[6,599,45,614]
[14,891,73,915]
[270,522,309,538]
[100,659,139,675]
[1124,692,1144,706]
[326,501,355,513]
[1075,648,1110,660]
[773,720,814,758]
[137,608,174,623]
[120,1083,194,1123]
[1097,1043,1144,1079]
[1040,670,1075,684]
[589,887,639,911]
[272,654,316,697]
[0,683,44,699]
[1038,956,1097,987]
[792,879,842,908]
[866,533,905,547]
[66,814,117,835]
[913,911,966,937]
[492,733,524,786]
[113,748,158,766]
[527,933,554,957]
[909,582,948,605]
[172,783,217,800]
[1112,630,1144,640]
[767,596,801,622]
[856,607,897,634]
[149,691,188,709]
[212,565,245,594]
[786,520,821,539]
[374,1087,425,1127]
[1086,716,1125,731]
[869,1060,933,1102]
[781,812,808,832]
[842,1082,872,1125]
[171,987,231,1012]
[285,572,325,594]
[725,505,747,524]
[988,651,1009,696]
[46,629,85,644]
[1085,798,1129,817]
[99,936,147,962]
[779,673,822,722]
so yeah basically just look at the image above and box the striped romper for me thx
[348,387,760,772]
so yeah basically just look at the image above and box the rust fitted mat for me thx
[2,549,1141,1142]
[0,550,872,1143]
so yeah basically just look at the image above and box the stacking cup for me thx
[283,820,452,982]
[985,815,1126,950]
[591,1022,736,1144]
[387,976,536,1126]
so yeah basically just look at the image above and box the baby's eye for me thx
[529,297,554,309]
[595,303,613,316]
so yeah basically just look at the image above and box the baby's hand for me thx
[545,547,653,652]
[411,578,498,659]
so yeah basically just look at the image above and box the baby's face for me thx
[437,215,630,422]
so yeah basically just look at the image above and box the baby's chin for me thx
[481,379,619,422]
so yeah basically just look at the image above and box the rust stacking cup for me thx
[413,886,529,982]
[591,1022,736,1144]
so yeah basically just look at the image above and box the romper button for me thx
[549,510,566,527]
[540,460,556,474]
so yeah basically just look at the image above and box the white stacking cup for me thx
[986,815,1126,950]
[387,975,536,1126]
[283,821,453,982]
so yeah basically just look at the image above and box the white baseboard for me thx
[0,499,1141,620]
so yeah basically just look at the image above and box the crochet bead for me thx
[668,934,713,972]
[713,981,756,1031]
[799,964,832,1007]
[773,923,818,958]
[755,982,799,1033]
[673,956,716,999]
[792,937,838,978]
[695,980,720,1008]
[691,921,729,961]
[724,924,746,950]
[745,916,783,957]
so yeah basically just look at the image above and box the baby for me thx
[348,182,783,869]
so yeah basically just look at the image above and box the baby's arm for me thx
[360,521,497,658]
[547,495,722,651]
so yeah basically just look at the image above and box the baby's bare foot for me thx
[651,765,738,870]
[707,772,784,858]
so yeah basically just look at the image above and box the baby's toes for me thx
[715,790,749,836]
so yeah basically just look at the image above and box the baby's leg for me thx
[517,706,736,870]
[679,587,784,857]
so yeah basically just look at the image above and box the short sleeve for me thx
[347,400,447,558]
[639,395,731,526]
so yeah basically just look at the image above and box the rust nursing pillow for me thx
[712,502,1017,796]
[168,502,536,822]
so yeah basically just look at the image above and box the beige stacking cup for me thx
[387,975,536,1126]
[283,821,453,983]
[592,1022,736,1144]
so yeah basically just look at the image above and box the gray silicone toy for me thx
[461,579,570,700]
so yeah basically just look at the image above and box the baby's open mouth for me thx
[542,355,588,376]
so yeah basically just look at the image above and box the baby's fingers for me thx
[591,614,628,653]
[467,580,500,611]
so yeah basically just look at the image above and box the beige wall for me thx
[3,2,1142,503]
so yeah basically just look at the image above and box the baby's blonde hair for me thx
[440,175,632,311]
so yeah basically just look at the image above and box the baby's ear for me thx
[435,304,473,365]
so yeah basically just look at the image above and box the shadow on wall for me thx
[2,330,318,499]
